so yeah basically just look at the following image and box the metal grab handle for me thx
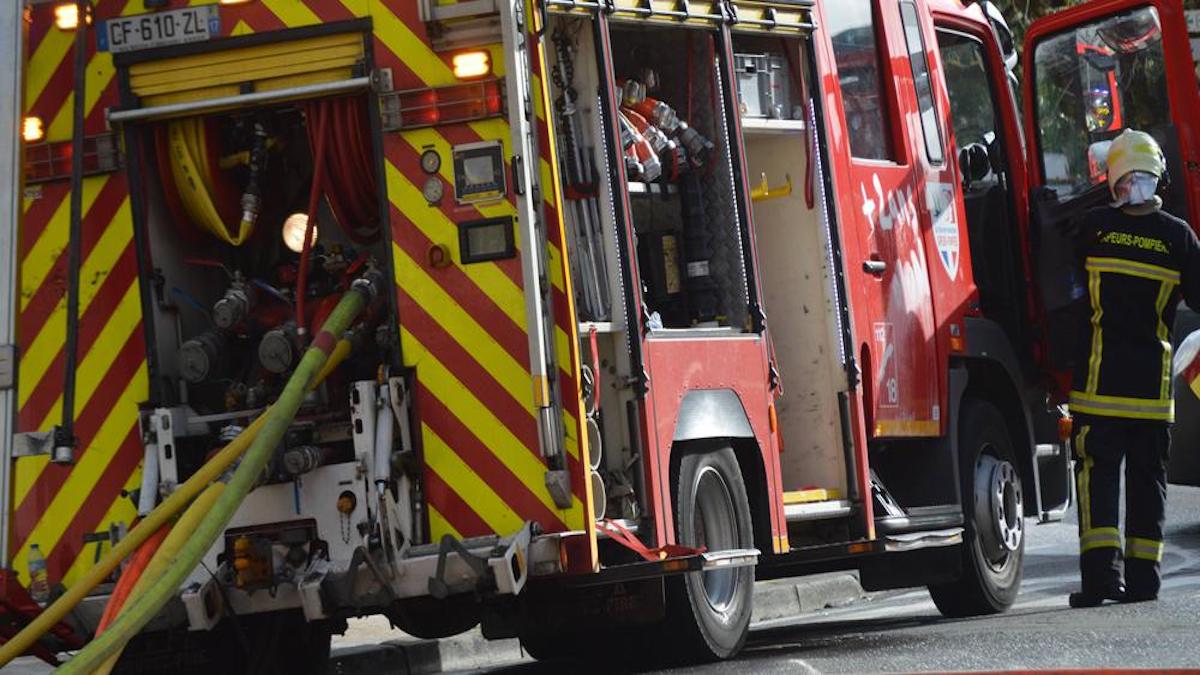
[863,259,887,276]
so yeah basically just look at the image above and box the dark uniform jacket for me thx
[1071,205,1200,423]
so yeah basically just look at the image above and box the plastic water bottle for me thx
[27,543,49,605]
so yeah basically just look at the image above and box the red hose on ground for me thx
[95,525,170,633]
[297,102,330,338]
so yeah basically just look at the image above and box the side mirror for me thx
[958,143,991,189]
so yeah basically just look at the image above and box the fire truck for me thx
[0,0,1197,671]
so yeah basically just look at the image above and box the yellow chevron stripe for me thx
[15,280,139,509]
[400,326,584,519]
[394,243,579,460]
[58,468,141,587]
[393,243,534,410]
[10,363,147,587]
[20,175,109,313]
[19,195,133,411]
[37,280,143,432]
[427,504,464,541]
[260,0,322,27]
[423,424,525,534]
[385,162,527,326]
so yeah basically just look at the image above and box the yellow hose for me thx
[0,340,351,668]
[92,483,226,675]
[168,119,252,246]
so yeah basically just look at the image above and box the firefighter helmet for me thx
[1106,129,1166,190]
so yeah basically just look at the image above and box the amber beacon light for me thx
[452,50,491,80]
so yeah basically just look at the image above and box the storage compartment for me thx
[131,92,396,487]
[735,34,850,499]
[610,24,751,332]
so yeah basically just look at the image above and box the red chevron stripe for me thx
[417,390,568,533]
[398,289,538,449]
[18,175,128,347]
[389,203,531,370]
[17,244,138,432]
[13,328,145,545]
[385,142,525,289]
[44,424,143,581]
[217,1,289,35]
[422,466,492,538]
[19,182,69,260]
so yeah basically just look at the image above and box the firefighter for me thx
[1068,129,1200,608]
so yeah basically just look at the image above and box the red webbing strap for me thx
[595,519,705,562]
[589,325,601,413]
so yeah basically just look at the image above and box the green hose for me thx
[58,283,373,673]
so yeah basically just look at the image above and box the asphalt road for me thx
[454,484,1200,674]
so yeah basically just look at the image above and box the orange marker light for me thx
[21,116,44,143]
[452,51,491,80]
[54,3,79,30]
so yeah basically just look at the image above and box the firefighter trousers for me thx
[1073,421,1169,597]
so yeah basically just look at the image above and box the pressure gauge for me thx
[423,177,445,204]
[420,149,442,174]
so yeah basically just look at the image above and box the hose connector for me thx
[351,265,386,302]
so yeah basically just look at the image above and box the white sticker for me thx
[926,181,959,280]
[874,322,899,408]
[687,260,710,278]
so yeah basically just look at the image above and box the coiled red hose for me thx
[296,102,329,338]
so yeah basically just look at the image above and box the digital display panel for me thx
[458,216,515,264]
[452,141,506,204]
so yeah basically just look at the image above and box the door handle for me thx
[863,258,887,276]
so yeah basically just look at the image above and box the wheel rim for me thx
[693,465,739,613]
[973,450,1023,570]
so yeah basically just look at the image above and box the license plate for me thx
[97,6,219,54]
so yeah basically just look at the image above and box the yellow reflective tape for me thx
[1126,536,1164,562]
[1080,526,1121,552]
[1155,280,1175,401]
[1086,268,1103,394]
[1076,426,1091,532]
[10,364,147,587]
[36,281,143,431]
[1069,390,1173,422]
[11,456,51,513]
[1086,256,1181,284]
[259,0,322,27]
[393,243,534,411]
[385,163,527,327]
[427,504,464,542]
[58,469,141,587]
[20,175,109,312]
[19,197,134,409]
[19,195,133,411]
[400,326,584,520]
[422,424,526,534]
[373,4,458,89]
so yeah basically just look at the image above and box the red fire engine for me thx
[0,0,1196,671]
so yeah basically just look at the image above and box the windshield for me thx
[1033,7,1168,199]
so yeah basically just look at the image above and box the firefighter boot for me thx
[1068,583,1126,608]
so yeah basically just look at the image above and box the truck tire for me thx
[660,445,755,662]
[928,399,1024,617]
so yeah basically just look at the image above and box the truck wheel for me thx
[929,399,1024,617]
[661,445,754,662]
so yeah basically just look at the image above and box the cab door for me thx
[1022,0,1200,484]
[1023,1,1200,227]
[818,0,942,438]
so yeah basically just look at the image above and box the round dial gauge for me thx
[423,177,445,204]
[420,149,442,174]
